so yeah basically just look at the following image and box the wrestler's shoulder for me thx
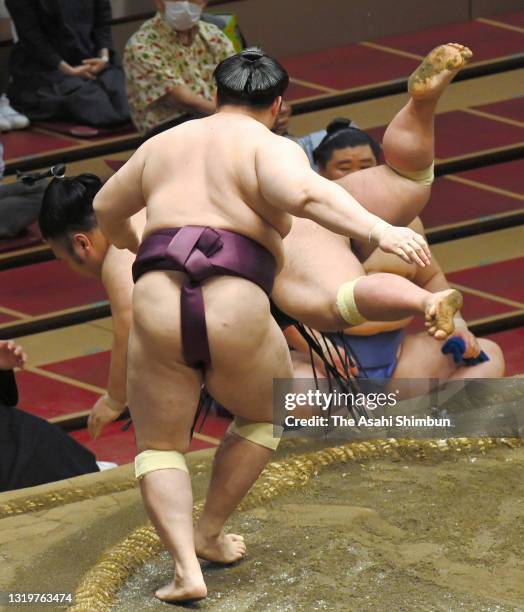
[102,245,136,284]
[253,131,309,158]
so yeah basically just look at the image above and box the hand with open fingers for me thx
[377,225,431,267]
[87,395,124,439]
[0,340,27,370]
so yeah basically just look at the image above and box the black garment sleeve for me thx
[0,370,18,407]
[92,0,113,52]
[6,0,62,70]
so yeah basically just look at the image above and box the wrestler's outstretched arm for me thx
[87,247,135,438]
[93,144,149,252]
[256,136,430,267]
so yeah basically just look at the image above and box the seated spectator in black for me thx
[6,0,130,128]
[0,144,47,239]
[0,0,30,130]
[0,339,101,493]
[312,118,381,177]
[124,0,235,134]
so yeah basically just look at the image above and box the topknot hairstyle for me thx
[214,47,289,108]
[313,118,381,168]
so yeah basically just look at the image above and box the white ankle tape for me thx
[227,417,282,451]
[336,278,367,326]
[135,449,188,480]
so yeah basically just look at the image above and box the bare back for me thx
[140,113,292,269]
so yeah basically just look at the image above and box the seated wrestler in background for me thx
[92,46,443,602]
[314,118,382,177]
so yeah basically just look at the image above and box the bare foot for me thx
[408,43,473,100]
[424,289,464,339]
[155,573,207,603]
[195,530,247,564]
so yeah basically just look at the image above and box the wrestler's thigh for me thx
[340,166,429,226]
[340,166,430,261]
[202,277,293,422]
[390,332,455,392]
[476,338,505,376]
[291,351,318,378]
[274,219,364,330]
[129,271,203,452]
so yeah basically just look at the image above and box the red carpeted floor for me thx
[0,260,106,316]
[69,413,231,465]
[3,126,138,165]
[456,158,524,194]
[377,19,524,63]
[14,348,231,463]
[33,121,136,141]
[405,257,524,335]
[16,369,100,420]
[0,313,19,324]
[421,169,524,230]
[281,44,419,92]
[453,293,517,321]
[490,9,524,29]
[474,97,524,123]
[1,129,78,162]
[485,327,524,376]
[42,351,111,389]
[367,110,524,162]
[447,257,524,304]
[279,11,524,100]
[286,82,332,102]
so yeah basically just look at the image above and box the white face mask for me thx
[164,1,202,32]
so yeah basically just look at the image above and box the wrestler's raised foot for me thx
[155,573,207,603]
[424,289,463,339]
[195,530,247,564]
[408,43,473,100]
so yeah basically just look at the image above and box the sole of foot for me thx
[408,43,473,100]
[425,289,464,339]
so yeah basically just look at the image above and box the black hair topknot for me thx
[214,47,289,109]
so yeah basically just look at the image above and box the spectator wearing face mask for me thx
[123,0,235,134]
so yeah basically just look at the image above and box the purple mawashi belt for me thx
[132,226,276,370]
